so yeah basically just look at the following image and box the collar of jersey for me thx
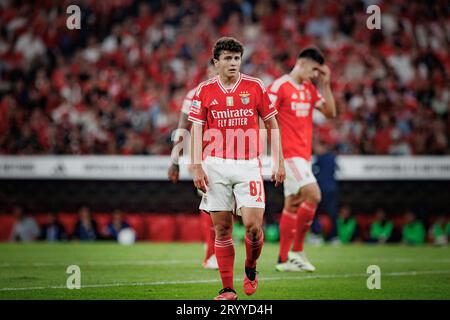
[287,74,305,91]
[217,73,242,94]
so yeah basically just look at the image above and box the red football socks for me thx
[278,209,297,262]
[292,201,317,252]
[215,237,235,289]
[201,210,215,261]
[245,231,264,269]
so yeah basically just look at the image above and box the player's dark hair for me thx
[213,37,244,60]
[298,47,324,64]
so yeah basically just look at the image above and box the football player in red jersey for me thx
[168,60,219,270]
[267,48,336,272]
[189,37,285,300]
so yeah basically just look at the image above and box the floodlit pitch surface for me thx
[0,243,449,299]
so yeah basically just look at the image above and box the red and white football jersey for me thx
[267,75,325,161]
[188,73,277,160]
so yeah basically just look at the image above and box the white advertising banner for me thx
[335,156,450,180]
[0,156,449,180]
[0,156,171,180]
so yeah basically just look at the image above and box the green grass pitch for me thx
[0,242,449,300]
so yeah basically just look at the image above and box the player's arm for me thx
[315,65,336,119]
[263,116,286,187]
[261,84,285,186]
[190,122,208,193]
[188,91,208,193]
[168,112,192,183]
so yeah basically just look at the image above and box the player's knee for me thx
[304,188,321,205]
[285,204,299,214]
[214,224,232,239]
[283,209,296,217]
[245,224,262,239]
[285,196,301,213]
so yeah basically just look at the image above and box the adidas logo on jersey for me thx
[210,99,219,106]
[291,93,298,99]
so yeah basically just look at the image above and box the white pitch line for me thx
[291,258,450,264]
[1,270,449,292]
[0,260,199,268]
[1,258,449,268]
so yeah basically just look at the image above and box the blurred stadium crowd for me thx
[0,0,449,155]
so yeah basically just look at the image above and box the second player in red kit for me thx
[267,48,336,273]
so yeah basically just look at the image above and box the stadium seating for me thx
[355,214,375,241]
[126,214,146,241]
[176,214,204,242]
[92,213,111,238]
[33,214,49,227]
[58,213,78,237]
[0,211,447,243]
[0,215,15,241]
[317,213,333,237]
[143,214,178,242]
[392,215,406,231]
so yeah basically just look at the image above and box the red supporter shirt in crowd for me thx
[188,73,277,160]
[267,75,325,161]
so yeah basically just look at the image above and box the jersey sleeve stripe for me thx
[187,116,205,125]
[195,78,217,96]
[242,75,267,93]
[262,109,278,121]
[315,98,326,108]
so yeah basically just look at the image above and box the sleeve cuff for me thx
[315,99,325,108]
[188,116,205,125]
[262,110,278,121]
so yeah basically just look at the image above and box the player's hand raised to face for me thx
[317,64,331,86]
[192,164,208,193]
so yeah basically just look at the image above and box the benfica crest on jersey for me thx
[239,91,251,105]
